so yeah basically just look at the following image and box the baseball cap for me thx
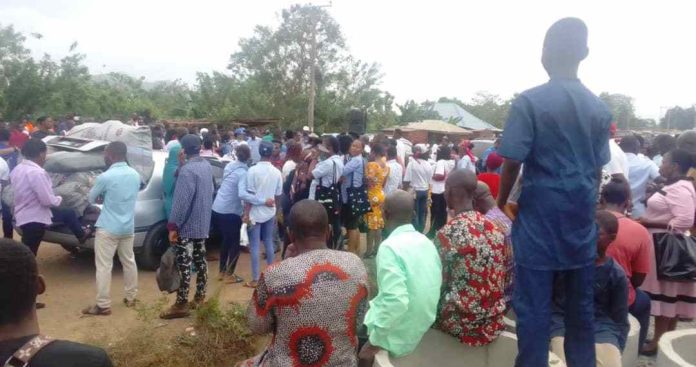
[180,134,202,155]
[302,126,310,132]
[234,128,246,135]
[259,141,274,157]
[414,144,428,154]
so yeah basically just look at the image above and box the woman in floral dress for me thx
[364,144,389,258]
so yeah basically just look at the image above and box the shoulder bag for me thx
[315,160,341,216]
[4,335,55,367]
[347,158,372,217]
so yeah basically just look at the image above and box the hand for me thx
[285,243,298,259]
[358,341,381,361]
[168,230,178,244]
[265,198,275,207]
[242,214,250,224]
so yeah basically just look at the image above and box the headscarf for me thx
[162,142,181,218]
[460,140,476,162]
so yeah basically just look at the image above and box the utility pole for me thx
[306,2,331,133]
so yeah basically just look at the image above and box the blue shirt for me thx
[626,153,659,218]
[212,161,265,216]
[551,258,629,350]
[0,142,18,170]
[88,162,141,236]
[168,157,214,239]
[341,155,365,204]
[499,78,611,270]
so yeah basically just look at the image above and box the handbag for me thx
[346,158,372,217]
[156,247,181,293]
[653,231,696,282]
[315,161,341,216]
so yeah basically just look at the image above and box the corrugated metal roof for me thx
[432,102,497,130]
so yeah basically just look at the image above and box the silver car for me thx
[41,139,226,270]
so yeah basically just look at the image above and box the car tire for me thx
[137,221,169,271]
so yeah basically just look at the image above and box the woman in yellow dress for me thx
[364,143,389,258]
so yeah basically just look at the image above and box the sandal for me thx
[82,305,112,316]
[243,281,258,289]
[123,298,138,308]
[159,303,191,319]
[225,274,244,284]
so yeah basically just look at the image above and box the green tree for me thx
[661,106,696,130]
[397,100,440,123]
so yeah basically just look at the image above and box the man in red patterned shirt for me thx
[434,169,508,346]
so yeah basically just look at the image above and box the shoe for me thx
[243,281,258,289]
[82,305,112,316]
[36,302,46,309]
[123,298,138,308]
[188,298,205,310]
[160,303,191,319]
[224,274,244,284]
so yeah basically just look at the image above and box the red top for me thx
[477,173,500,199]
[606,211,652,305]
[9,130,28,149]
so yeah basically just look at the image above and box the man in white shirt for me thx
[403,144,433,233]
[247,128,262,164]
[385,145,403,195]
[604,124,628,179]
[428,146,455,237]
[310,136,344,248]
[394,129,412,165]
[430,136,449,162]
[245,141,283,288]
[619,135,659,218]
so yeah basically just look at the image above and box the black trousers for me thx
[2,204,13,239]
[428,193,447,237]
[50,208,85,239]
[20,222,47,255]
[212,211,242,274]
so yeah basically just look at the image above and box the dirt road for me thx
[34,242,257,345]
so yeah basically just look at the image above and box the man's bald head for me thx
[677,131,696,154]
[445,169,478,211]
[288,200,328,247]
[473,181,496,214]
[384,190,414,229]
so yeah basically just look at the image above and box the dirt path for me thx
[34,242,257,346]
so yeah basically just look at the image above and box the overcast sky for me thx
[1,0,694,121]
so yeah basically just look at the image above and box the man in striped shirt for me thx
[161,134,214,320]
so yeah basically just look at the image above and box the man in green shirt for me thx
[360,190,442,362]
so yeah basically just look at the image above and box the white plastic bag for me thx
[240,223,249,247]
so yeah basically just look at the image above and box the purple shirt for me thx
[10,160,62,227]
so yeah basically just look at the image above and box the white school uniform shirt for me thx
[246,161,283,224]
[309,155,344,200]
[431,159,455,194]
[384,159,403,195]
[404,158,433,191]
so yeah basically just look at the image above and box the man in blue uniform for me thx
[496,18,612,367]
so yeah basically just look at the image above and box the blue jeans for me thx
[413,190,428,233]
[250,218,276,281]
[630,287,651,349]
[514,264,595,367]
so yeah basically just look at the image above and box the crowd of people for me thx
[1,16,696,367]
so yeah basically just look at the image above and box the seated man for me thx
[0,238,113,366]
[435,170,507,346]
[550,210,629,367]
[239,199,369,367]
[473,181,514,305]
[359,190,442,362]
[600,177,651,350]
